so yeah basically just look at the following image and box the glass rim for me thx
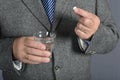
[33,31,56,38]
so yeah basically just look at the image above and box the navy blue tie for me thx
[41,0,55,23]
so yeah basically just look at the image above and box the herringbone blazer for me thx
[0,0,119,80]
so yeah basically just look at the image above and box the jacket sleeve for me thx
[0,38,16,71]
[84,0,119,55]
[0,38,25,75]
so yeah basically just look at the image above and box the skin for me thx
[13,37,51,64]
[73,7,100,40]
[12,7,100,64]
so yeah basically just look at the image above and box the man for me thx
[0,0,119,80]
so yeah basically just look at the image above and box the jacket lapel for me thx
[21,0,68,32]
[52,0,69,32]
[21,0,51,31]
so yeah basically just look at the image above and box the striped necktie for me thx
[41,0,55,23]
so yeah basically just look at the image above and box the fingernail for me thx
[73,6,77,10]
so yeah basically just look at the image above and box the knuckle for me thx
[84,19,90,24]
[30,48,34,54]
[25,47,32,54]
[24,54,29,60]
[75,26,79,32]
[24,47,28,52]
[25,40,31,46]
[76,30,80,35]
[77,22,80,27]
[74,27,78,33]
[26,54,30,60]
[78,23,82,28]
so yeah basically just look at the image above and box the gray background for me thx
[91,0,120,80]
[0,0,120,80]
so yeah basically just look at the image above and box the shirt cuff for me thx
[13,60,22,70]
[78,38,90,52]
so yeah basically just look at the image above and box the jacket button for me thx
[55,66,61,71]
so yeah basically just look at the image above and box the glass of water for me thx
[34,31,56,52]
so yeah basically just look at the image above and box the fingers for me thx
[24,37,46,50]
[25,47,51,57]
[76,23,90,33]
[13,37,51,64]
[21,47,51,64]
[73,7,94,27]
[23,54,50,64]
[23,39,51,64]
[73,7,100,39]
[79,17,94,28]
[75,27,90,39]
[75,18,93,39]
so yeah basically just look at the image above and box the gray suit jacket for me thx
[0,0,119,80]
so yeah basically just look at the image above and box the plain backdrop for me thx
[0,0,120,80]
[91,0,120,80]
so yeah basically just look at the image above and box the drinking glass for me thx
[34,31,56,52]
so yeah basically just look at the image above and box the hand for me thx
[12,37,51,64]
[73,7,100,40]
